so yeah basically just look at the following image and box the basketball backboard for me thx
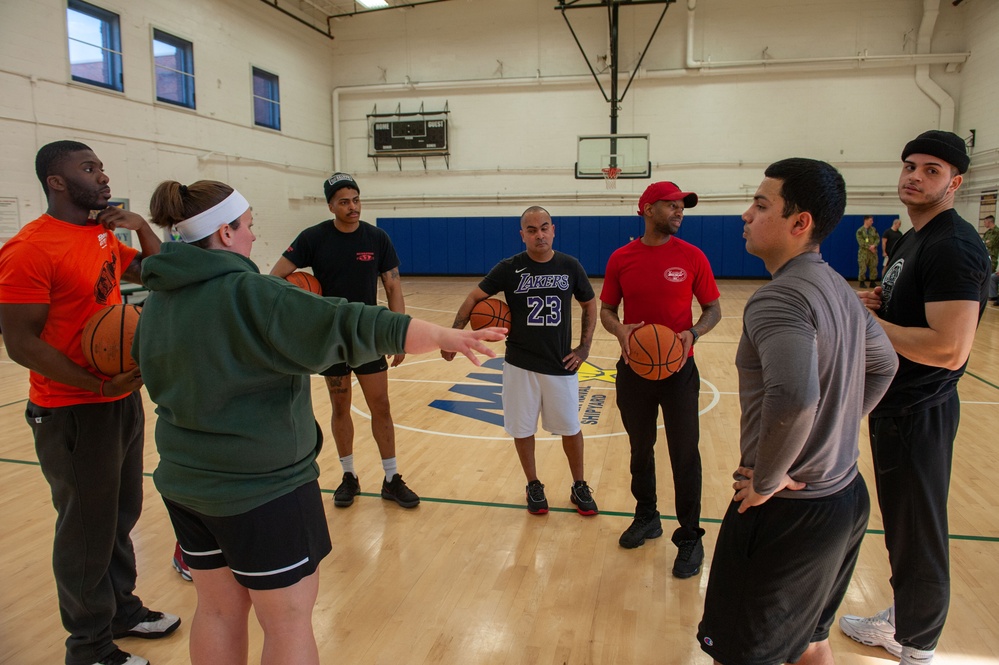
[575,134,651,179]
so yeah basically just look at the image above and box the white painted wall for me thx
[0,0,337,266]
[1,0,996,267]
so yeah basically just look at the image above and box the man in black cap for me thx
[840,131,989,665]
[271,173,420,510]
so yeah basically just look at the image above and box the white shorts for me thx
[502,362,581,438]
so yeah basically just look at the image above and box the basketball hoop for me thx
[601,166,622,189]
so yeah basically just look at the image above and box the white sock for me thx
[382,457,398,482]
[340,454,356,477]
[901,647,935,665]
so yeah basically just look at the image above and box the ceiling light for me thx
[357,0,389,8]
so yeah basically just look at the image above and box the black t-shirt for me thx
[874,209,990,416]
[883,228,904,259]
[480,251,594,376]
[282,220,399,305]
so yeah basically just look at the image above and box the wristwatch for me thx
[688,328,699,344]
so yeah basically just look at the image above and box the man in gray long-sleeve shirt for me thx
[697,158,898,665]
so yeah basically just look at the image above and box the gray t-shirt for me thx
[736,252,898,498]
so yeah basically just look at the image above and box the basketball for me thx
[469,298,511,331]
[627,324,685,380]
[81,304,142,376]
[285,271,322,295]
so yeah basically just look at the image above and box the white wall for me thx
[953,0,999,226]
[1,0,996,261]
[0,0,337,267]
[327,0,992,223]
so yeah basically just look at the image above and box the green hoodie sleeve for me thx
[262,281,410,374]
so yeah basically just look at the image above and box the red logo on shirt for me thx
[356,252,374,261]
[664,268,687,283]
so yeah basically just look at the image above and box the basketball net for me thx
[601,166,622,190]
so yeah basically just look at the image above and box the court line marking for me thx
[345,356,721,441]
[0,457,994,542]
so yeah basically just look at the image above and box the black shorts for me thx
[164,480,332,590]
[321,356,388,377]
[698,474,869,665]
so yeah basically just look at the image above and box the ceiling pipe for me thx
[330,0,968,170]
[914,0,955,130]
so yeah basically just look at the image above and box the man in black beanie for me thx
[840,130,989,664]
[271,173,421,511]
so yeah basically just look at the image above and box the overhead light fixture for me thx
[357,0,389,8]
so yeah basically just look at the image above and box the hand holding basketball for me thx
[469,298,511,331]
[285,271,322,295]
[626,324,685,380]
[81,304,142,377]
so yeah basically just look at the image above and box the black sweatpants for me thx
[615,357,704,543]
[27,393,147,665]
[869,393,959,652]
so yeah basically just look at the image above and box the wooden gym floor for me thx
[1,277,998,664]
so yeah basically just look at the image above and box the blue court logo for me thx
[429,357,616,427]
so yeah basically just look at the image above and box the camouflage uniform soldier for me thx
[983,215,999,303]
[857,215,880,287]
[982,215,998,271]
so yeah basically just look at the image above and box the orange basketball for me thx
[627,324,685,380]
[469,298,511,331]
[285,271,322,295]
[81,304,142,376]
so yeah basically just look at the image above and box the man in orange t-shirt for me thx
[0,141,178,665]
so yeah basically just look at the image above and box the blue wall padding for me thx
[377,214,898,279]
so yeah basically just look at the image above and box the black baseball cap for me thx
[323,172,360,202]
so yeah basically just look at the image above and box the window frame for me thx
[66,0,123,92]
[251,67,281,131]
[152,28,196,109]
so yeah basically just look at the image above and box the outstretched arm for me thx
[406,318,505,366]
[442,286,490,361]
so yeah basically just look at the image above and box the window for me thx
[153,29,195,108]
[252,67,281,130]
[67,0,122,91]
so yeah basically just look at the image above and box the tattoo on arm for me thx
[121,255,143,284]
[579,303,595,348]
[691,299,722,337]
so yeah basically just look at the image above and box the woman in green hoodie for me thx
[133,180,503,665]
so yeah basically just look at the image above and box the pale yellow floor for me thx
[1,277,997,664]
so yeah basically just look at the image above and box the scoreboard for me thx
[369,113,448,156]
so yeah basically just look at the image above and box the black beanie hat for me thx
[323,172,360,202]
[901,130,970,174]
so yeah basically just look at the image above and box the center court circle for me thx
[342,355,721,442]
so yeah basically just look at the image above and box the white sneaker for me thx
[112,610,181,639]
[839,605,902,657]
[901,646,935,665]
[92,648,149,665]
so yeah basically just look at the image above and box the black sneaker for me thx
[381,473,420,508]
[570,480,598,516]
[618,513,663,549]
[526,479,549,514]
[112,610,181,639]
[333,473,360,507]
[92,649,149,665]
[672,538,704,578]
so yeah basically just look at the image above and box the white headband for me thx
[174,190,250,242]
